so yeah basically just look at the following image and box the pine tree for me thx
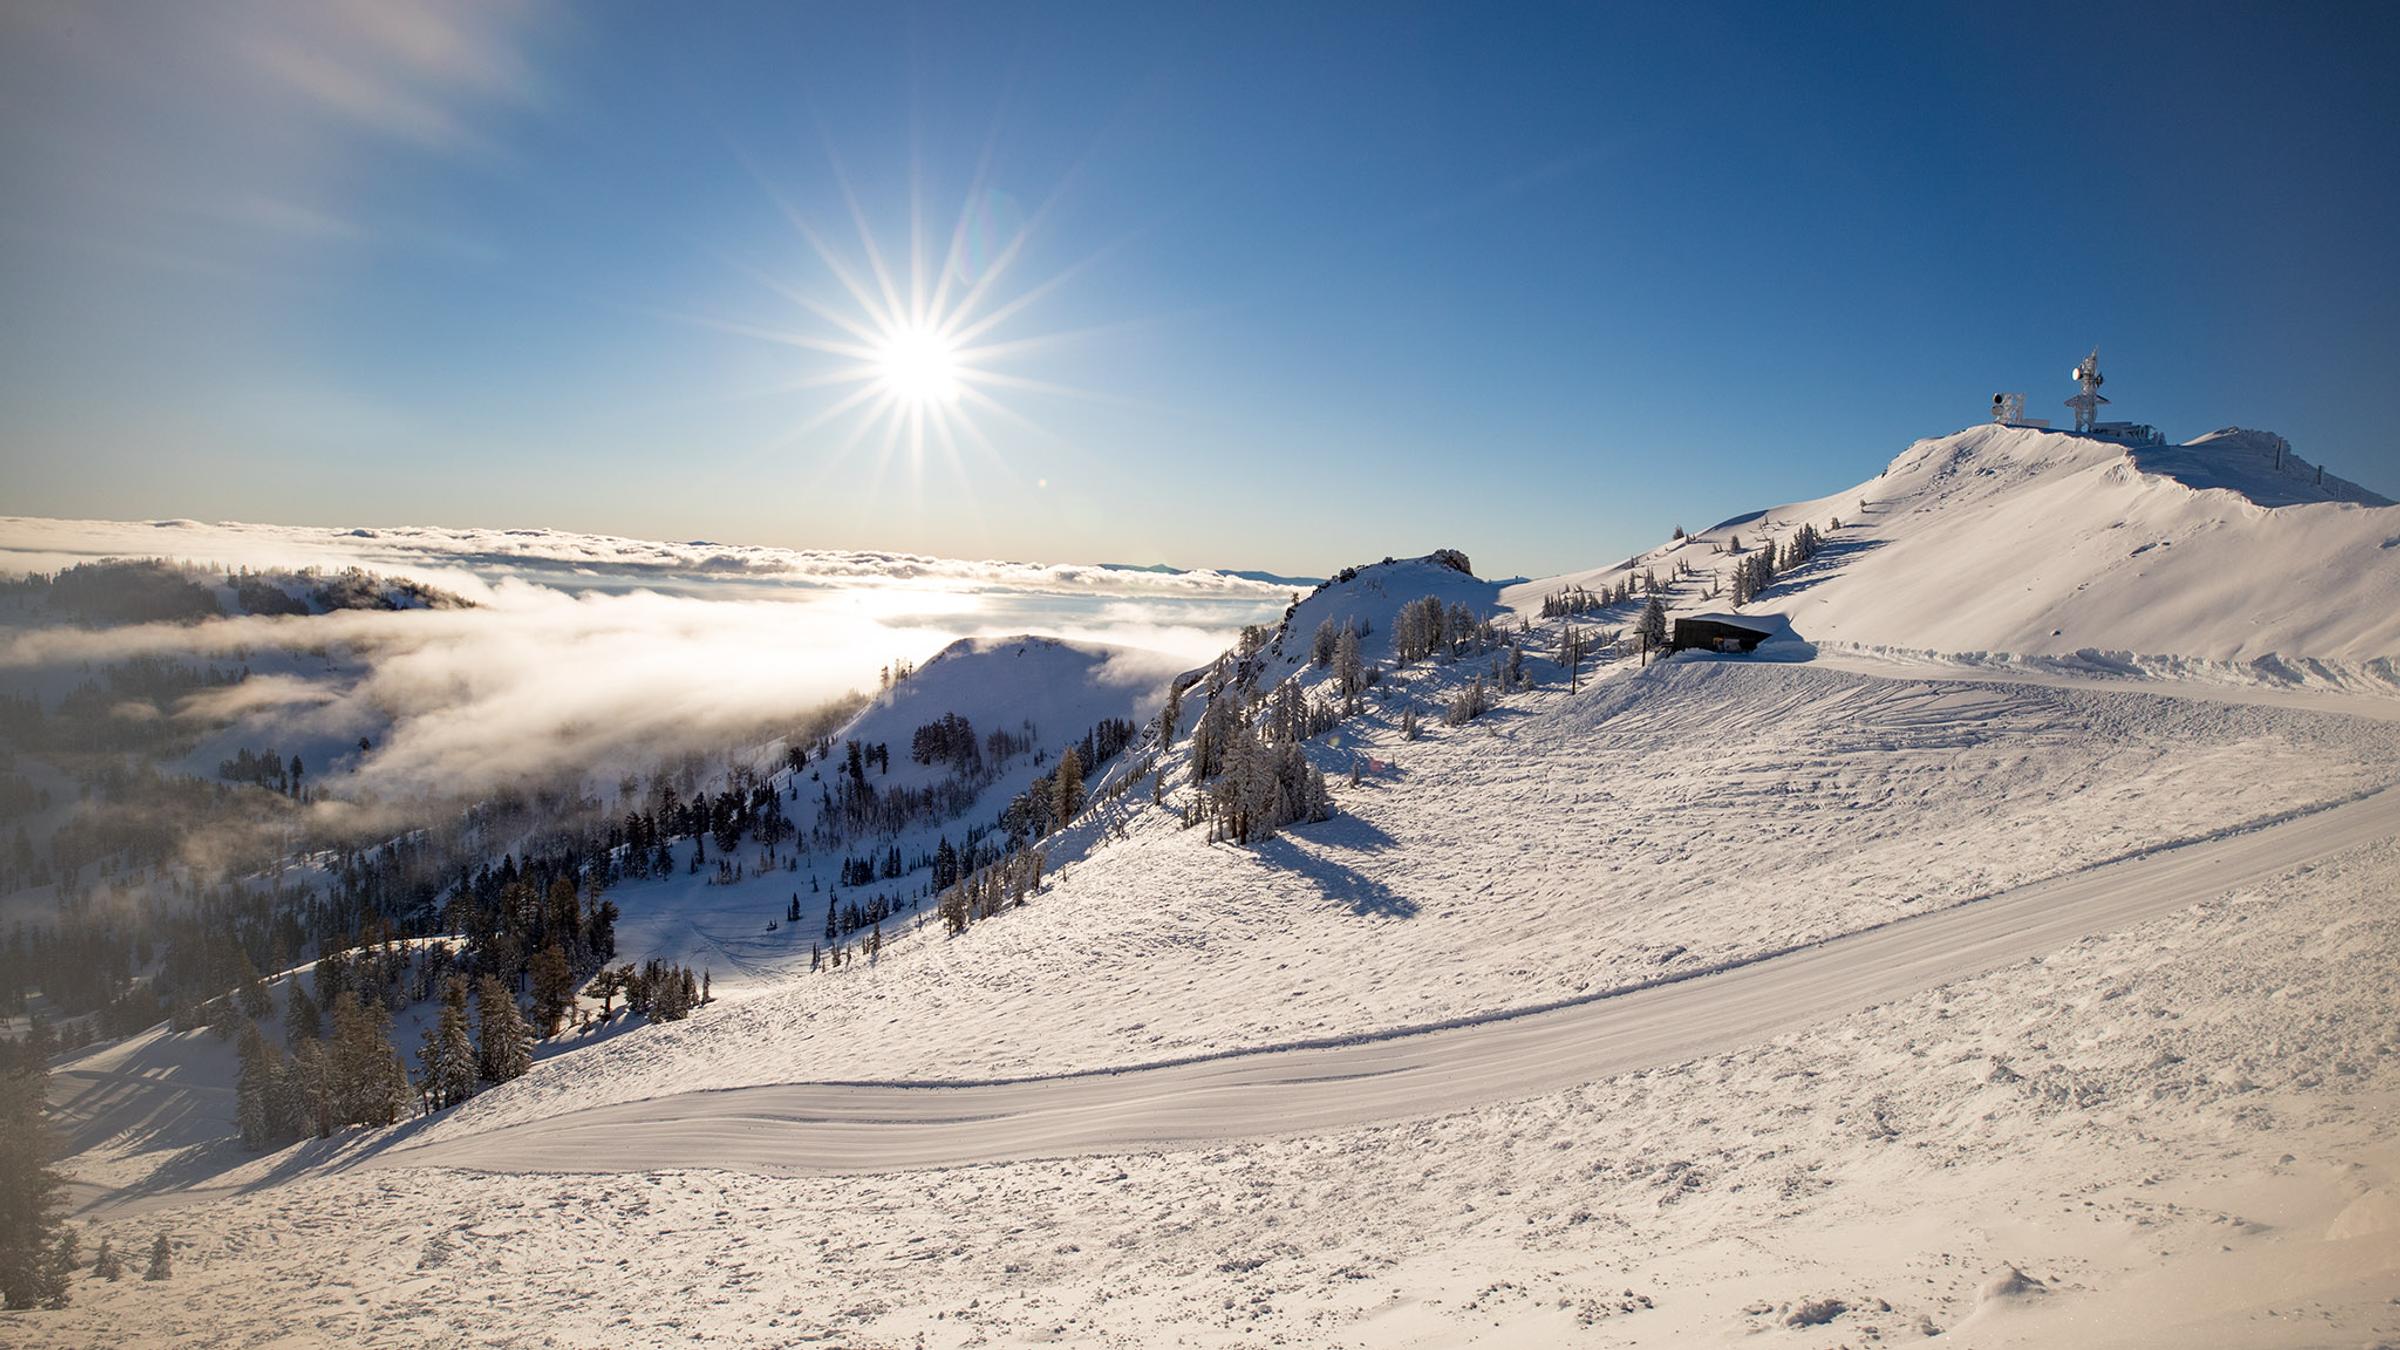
[1638,597,1669,653]
[423,978,477,1111]
[329,990,409,1128]
[1052,746,1084,827]
[0,1052,65,1309]
[92,1237,122,1281]
[284,977,321,1041]
[39,1228,73,1307]
[1310,617,1341,668]
[528,943,573,1038]
[235,1021,277,1149]
[1158,678,1182,746]
[474,976,532,1085]
[288,1037,332,1137]
[236,953,271,1020]
[1334,625,1365,710]
[144,1232,171,1281]
[1443,676,1492,726]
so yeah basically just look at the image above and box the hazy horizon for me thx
[5,2,2396,579]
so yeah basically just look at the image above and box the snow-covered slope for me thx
[1507,423,2400,671]
[831,634,1180,795]
[599,634,1185,991]
[2133,426,2391,508]
[1259,550,1497,672]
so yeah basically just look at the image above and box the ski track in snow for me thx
[357,779,2400,1176]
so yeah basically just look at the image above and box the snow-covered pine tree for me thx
[329,990,409,1128]
[1311,617,1341,667]
[1451,676,1493,725]
[1637,597,1669,652]
[427,978,477,1111]
[1332,624,1364,710]
[288,1037,333,1137]
[143,1233,170,1281]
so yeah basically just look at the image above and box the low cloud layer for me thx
[0,517,1292,810]
[0,515,1306,602]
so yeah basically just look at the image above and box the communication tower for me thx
[2065,347,2109,434]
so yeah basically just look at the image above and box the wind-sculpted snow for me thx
[2134,426,2392,508]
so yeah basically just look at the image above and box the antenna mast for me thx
[2065,346,2109,434]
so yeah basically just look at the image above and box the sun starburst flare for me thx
[692,148,1128,511]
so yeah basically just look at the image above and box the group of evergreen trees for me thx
[618,959,707,1021]
[232,989,412,1146]
[1170,656,1337,847]
[908,711,982,774]
[936,846,1048,935]
[1728,521,1827,607]
[1392,596,1499,664]
[214,747,304,795]
[229,940,710,1144]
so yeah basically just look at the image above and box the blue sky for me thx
[4,2,2396,579]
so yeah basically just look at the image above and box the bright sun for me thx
[873,324,962,405]
[705,162,1097,485]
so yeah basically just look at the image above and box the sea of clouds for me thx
[0,516,1297,806]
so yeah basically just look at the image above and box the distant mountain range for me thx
[1099,562,1322,588]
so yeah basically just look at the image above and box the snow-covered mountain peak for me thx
[1877,422,2388,513]
[1502,420,2400,671]
[840,635,1184,760]
[1749,423,2400,666]
[2131,427,2392,509]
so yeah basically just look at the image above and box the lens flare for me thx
[873,324,962,405]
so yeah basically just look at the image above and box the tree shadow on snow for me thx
[1753,535,1887,601]
[1252,835,1417,919]
[1302,810,1397,854]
